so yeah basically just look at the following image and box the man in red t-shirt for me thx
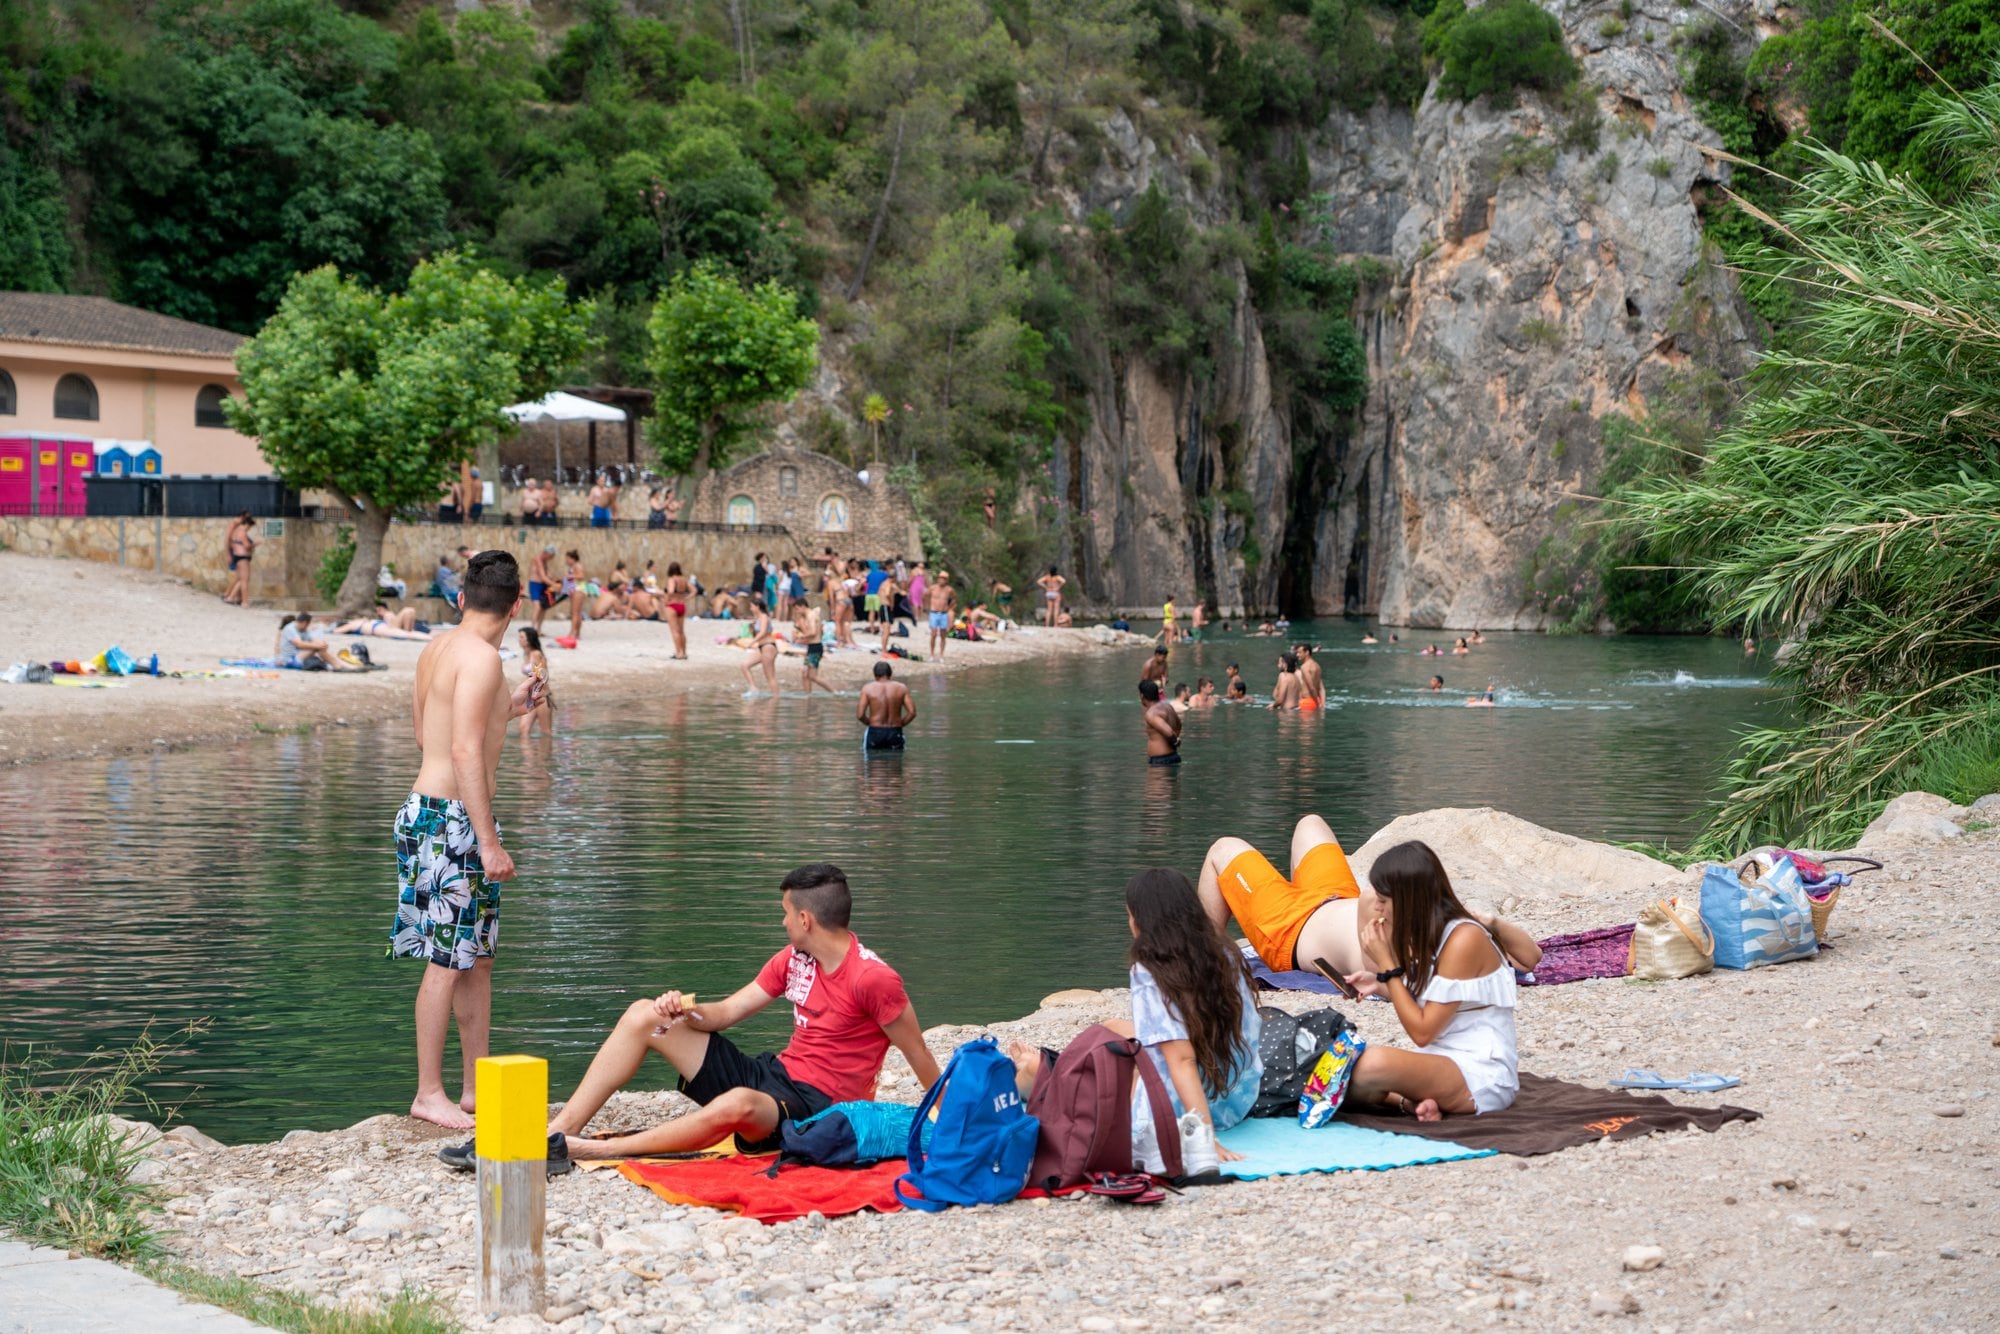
[529,864,942,1162]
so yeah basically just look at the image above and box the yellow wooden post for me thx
[475,1055,547,1315]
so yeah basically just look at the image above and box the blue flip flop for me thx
[1609,1070,1677,1089]
[1680,1072,1742,1092]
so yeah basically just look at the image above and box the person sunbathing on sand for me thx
[1009,869,1257,1171]
[331,605,437,640]
[1196,814,1541,987]
[1340,841,1519,1119]
[437,864,942,1167]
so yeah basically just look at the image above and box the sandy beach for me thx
[0,552,1121,767]
[122,807,1999,1331]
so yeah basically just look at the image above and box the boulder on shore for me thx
[1859,792,1969,847]
[1348,808,1679,924]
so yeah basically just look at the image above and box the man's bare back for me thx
[858,679,914,727]
[412,628,515,877]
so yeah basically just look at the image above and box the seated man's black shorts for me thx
[680,1032,833,1153]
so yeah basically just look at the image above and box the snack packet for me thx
[1298,1031,1366,1128]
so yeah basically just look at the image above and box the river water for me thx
[0,626,1776,1142]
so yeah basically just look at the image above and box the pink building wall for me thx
[0,338,267,476]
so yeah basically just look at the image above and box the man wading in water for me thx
[1139,678,1182,765]
[391,550,543,1129]
[857,660,915,751]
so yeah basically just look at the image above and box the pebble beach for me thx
[126,803,2000,1331]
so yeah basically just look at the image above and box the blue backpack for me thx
[893,1037,1039,1212]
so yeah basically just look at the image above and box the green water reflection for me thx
[0,626,1777,1141]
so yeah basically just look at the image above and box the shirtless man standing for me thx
[526,546,555,633]
[588,474,618,528]
[1271,653,1303,710]
[1141,646,1170,691]
[789,603,835,694]
[1197,814,1542,985]
[926,568,956,659]
[858,660,915,751]
[391,551,541,1128]
[222,511,255,606]
[1138,678,1182,766]
[1294,643,1326,710]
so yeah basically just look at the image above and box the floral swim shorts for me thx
[389,792,500,970]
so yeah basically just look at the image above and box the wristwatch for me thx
[1374,967,1406,984]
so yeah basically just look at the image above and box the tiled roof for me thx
[0,293,245,359]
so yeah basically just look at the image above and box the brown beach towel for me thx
[1338,1073,1760,1156]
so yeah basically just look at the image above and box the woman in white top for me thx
[1343,840,1519,1119]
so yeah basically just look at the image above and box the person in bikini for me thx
[516,626,554,737]
[739,596,781,694]
[661,561,692,659]
[1038,566,1066,627]
[1196,815,1543,990]
[392,552,543,1128]
[858,660,914,751]
[1139,678,1182,765]
[434,864,940,1166]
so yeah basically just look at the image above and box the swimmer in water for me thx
[1294,643,1325,710]
[1171,682,1193,714]
[1224,662,1243,695]
[1465,683,1496,707]
[1141,645,1170,690]
[1426,675,1445,692]
[1271,653,1303,711]
[1139,678,1182,765]
[1227,677,1249,702]
[1193,677,1218,707]
[1452,637,1471,655]
[1361,629,1378,645]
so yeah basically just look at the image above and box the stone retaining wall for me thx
[0,514,800,606]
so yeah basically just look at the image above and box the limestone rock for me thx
[1859,792,1968,847]
[1965,793,2000,820]
[163,1124,224,1151]
[1350,807,1678,912]
[1621,1245,1665,1272]
[1039,988,1105,1008]
[349,1205,414,1240]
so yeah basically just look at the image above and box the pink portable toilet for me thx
[58,438,92,515]
[0,437,28,514]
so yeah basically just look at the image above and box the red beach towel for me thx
[617,1155,911,1223]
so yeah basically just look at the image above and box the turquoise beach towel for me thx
[1216,1117,1493,1179]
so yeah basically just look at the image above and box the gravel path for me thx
[136,818,1999,1331]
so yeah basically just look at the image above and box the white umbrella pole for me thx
[554,421,562,486]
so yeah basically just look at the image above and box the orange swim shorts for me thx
[1299,697,1321,711]
[1218,840,1359,972]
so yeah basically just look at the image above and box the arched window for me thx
[0,368,14,415]
[726,494,757,525]
[778,465,799,497]
[54,373,98,421]
[817,493,851,532]
[195,383,232,428]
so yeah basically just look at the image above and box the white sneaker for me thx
[1178,1112,1220,1176]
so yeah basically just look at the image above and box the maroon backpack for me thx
[1025,1023,1184,1192]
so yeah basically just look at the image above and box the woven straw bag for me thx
[1628,896,1715,981]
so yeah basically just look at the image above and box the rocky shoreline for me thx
[123,805,1998,1331]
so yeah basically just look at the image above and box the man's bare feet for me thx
[410,1091,474,1130]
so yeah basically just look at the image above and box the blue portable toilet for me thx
[94,441,133,477]
[132,444,164,476]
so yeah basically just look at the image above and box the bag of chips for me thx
[1297,1031,1366,1128]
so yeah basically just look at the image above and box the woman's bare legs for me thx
[666,608,687,658]
[1346,1045,1476,1121]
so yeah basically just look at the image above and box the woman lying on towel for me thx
[1011,868,1261,1170]
[1342,841,1519,1120]
[330,604,437,639]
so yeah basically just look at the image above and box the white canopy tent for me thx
[502,391,628,482]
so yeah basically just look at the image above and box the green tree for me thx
[1628,76,2000,851]
[0,147,70,290]
[644,262,818,475]
[1024,0,1157,182]
[230,254,594,614]
[1433,0,1575,104]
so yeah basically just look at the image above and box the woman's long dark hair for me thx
[1367,841,1471,995]
[519,626,543,653]
[1126,868,1250,1096]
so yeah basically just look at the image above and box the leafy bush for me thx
[1646,156,1675,178]
[1434,0,1576,104]
[316,526,357,605]
[1518,317,1563,347]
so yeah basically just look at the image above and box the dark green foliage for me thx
[0,146,71,290]
[1433,0,1576,104]
[1099,183,1238,378]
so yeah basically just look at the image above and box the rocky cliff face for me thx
[1058,0,1761,625]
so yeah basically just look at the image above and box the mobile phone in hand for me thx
[1311,956,1361,1000]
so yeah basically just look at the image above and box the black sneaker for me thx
[436,1131,571,1177]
